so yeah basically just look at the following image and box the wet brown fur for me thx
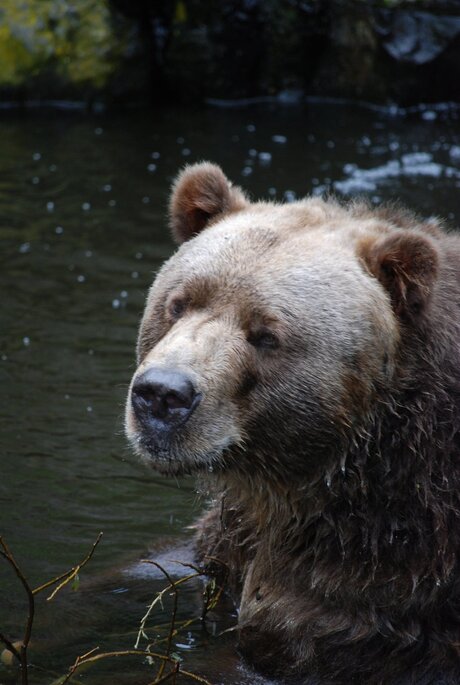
[127,164,460,685]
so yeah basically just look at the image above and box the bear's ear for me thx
[169,162,248,244]
[360,231,439,318]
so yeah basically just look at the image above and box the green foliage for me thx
[0,0,120,88]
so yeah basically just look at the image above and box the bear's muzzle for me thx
[131,366,202,444]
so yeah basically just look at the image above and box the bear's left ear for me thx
[360,231,439,318]
[169,162,248,244]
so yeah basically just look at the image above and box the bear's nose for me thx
[131,367,201,429]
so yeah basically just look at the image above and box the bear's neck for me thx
[213,384,459,595]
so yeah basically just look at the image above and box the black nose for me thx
[131,367,201,430]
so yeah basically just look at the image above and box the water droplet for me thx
[88,349,94,355]
[103,184,112,192]
[326,140,335,149]
[151,151,160,159]
[82,202,91,211]
[449,145,460,163]
[208,464,214,473]
[147,163,157,172]
[112,298,121,309]
[85,250,92,257]
[142,196,150,204]
[177,136,185,144]
[272,134,287,144]
[65,394,70,399]
[268,187,276,196]
[422,110,437,121]
[32,176,40,184]
[307,134,315,143]
[87,405,93,412]
[246,124,256,132]
[181,148,191,157]
[77,274,85,283]
[23,336,30,346]
[49,164,57,172]
[241,166,252,177]
[136,252,143,260]
[131,271,139,279]
[248,148,257,157]
[389,141,399,152]
[108,199,116,207]
[19,242,30,253]
[361,136,371,146]
[55,226,64,235]
[284,190,296,203]
[258,152,272,165]
[95,127,103,135]
[325,475,332,489]
[121,290,128,298]
[46,201,55,212]
[32,152,41,160]
[2,354,8,361]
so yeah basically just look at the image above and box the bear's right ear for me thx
[169,163,248,244]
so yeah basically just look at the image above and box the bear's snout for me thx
[131,367,202,437]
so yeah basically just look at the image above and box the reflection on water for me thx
[0,103,459,684]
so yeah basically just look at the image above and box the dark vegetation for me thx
[0,0,459,108]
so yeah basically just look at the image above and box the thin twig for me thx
[58,647,100,685]
[0,536,34,684]
[0,632,21,661]
[145,661,180,684]
[134,565,202,649]
[168,560,204,575]
[34,532,103,600]
[179,669,213,684]
[146,561,179,680]
[60,648,173,685]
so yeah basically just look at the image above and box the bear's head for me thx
[125,163,439,481]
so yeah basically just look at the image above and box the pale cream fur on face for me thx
[125,195,399,476]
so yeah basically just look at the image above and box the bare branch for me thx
[180,668,213,684]
[145,561,180,680]
[0,536,35,684]
[32,532,103,600]
[134,564,201,649]
[60,648,173,685]
[0,633,21,662]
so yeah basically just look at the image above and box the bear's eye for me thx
[247,329,279,350]
[168,298,187,320]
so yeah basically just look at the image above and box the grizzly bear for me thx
[125,163,460,685]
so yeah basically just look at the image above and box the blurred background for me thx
[0,2,460,684]
[0,0,460,107]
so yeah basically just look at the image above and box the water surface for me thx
[1,102,459,684]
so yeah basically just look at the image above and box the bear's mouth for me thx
[127,421,238,477]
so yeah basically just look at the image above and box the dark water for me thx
[0,102,459,685]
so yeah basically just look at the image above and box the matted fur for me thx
[126,163,460,685]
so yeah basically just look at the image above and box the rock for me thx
[376,10,460,65]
